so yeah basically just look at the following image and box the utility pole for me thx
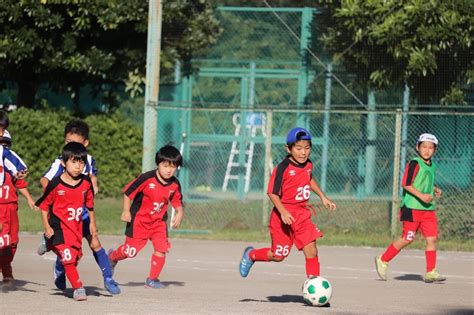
[142,0,163,171]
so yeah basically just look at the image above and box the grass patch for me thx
[17,198,472,252]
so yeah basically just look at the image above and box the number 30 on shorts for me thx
[275,245,290,257]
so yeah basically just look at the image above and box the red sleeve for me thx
[14,179,28,189]
[401,161,419,186]
[86,183,94,211]
[170,182,183,209]
[36,186,56,212]
[267,167,278,195]
[123,174,149,200]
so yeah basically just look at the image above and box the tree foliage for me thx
[0,0,221,110]
[323,0,473,104]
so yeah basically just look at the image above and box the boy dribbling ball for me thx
[239,127,336,280]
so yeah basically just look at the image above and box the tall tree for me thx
[323,0,473,105]
[0,0,220,111]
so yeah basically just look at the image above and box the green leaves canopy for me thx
[0,0,220,109]
[323,0,473,104]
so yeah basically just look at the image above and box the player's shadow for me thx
[393,274,424,281]
[240,295,304,304]
[50,286,110,298]
[121,281,185,288]
[1,279,42,293]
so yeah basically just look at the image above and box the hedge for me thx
[8,108,143,197]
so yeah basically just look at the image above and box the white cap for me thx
[417,133,438,146]
[3,130,11,140]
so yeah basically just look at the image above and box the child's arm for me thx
[434,186,442,198]
[18,187,36,210]
[310,178,336,211]
[268,193,295,225]
[402,185,433,204]
[121,195,132,222]
[90,174,99,195]
[171,206,184,229]
[40,177,50,191]
[41,210,54,238]
[87,209,98,238]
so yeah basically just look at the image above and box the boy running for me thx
[239,127,336,279]
[375,133,446,283]
[108,145,184,289]
[37,119,120,294]
[36,142,94,301]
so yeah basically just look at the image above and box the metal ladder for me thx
[222,113,264,193]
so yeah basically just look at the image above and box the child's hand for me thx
[27,198,36,210]
[44,227,54,239]
[280,210,295,225]
[171,211,184,229]
[322,197,337,211]
[419,193,433,204]
[121,211,131,223]
[434,187,442,198]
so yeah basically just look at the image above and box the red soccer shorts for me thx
[52,244,83,266]
[0,203,19,248]
[122,227,170,258]
[401,210,438,241]
[269,208,323,258]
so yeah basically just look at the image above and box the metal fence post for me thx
[262,110,273,226]
[391,110,402,236]
[142,0,163,172]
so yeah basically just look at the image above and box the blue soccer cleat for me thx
[53,260,66,291]
[104,277,121,295]
[239,246,254,278]
[145,278,165,289]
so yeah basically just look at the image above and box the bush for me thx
[8,108,142,197]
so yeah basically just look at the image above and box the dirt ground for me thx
[0,234,473,314]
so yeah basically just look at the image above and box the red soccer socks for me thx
[425,250,436,272]
[249,248,271,262]
[148,254,165,280]
[305,257,320,277]
[64,264,83,289]
[381,243,400,263]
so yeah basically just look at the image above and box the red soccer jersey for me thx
[123,170,182,238]
[35,175,94,247]
[0,172,27,204]
[267,156,313,208]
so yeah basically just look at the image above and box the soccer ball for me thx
[302,276,332,306]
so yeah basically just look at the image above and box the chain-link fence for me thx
[156,106,473,242]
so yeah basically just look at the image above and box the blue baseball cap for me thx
[286,127,312,144]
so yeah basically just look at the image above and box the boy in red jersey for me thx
[375,133,446,283]
[36,142,95,301]
[0,131,36,290]
[108,145,184,289]
[239,127,336,279]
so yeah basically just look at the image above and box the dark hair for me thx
[65,119,89,139]
[61,142,88,164]
[155,145,182,167]
[287,131,312,149]
[0,111,9,129]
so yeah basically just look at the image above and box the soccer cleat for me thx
[145,278,165,289]
[423,269,446,283]
[375,256,389,281]
[53,261,66,291]
[239,246,255,278]
[104,277,121,295]
[107,248,117,276]
[37,235,49,256]
[73,287,87,301]
[2,277,16,291]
